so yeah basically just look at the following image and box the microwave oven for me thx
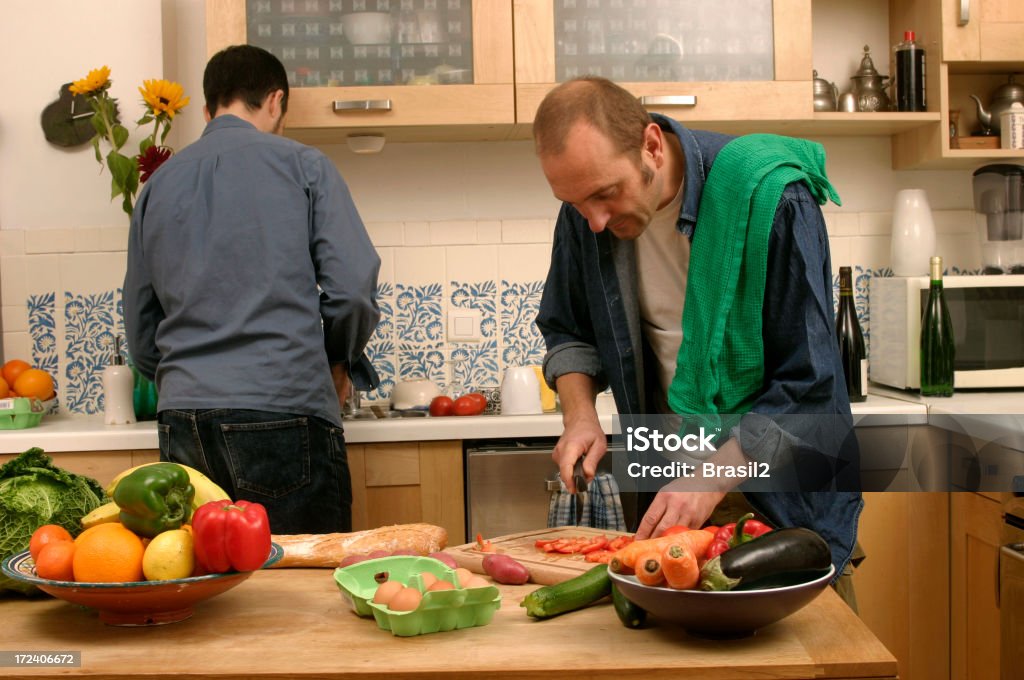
[869,275,1024,389]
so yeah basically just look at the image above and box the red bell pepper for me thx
[191,500,272,573]
[705,513,773,559]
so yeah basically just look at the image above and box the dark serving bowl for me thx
[609,564,835,638]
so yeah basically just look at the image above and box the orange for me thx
[35,541,76,581]
[73,523,145,583]
[0,376,8,399]
[1,359,31,387]
[29,524,73,561]
[13,368,55,401]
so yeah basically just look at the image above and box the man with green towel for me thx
[534,76,862,606]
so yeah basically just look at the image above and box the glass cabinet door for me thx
[514,0,811,128]
[208,0,515,141]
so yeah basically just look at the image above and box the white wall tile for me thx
[2,305,28,332]
[1,257,26,306]
[73,227,102,252]
[477,220,501,244]
[375,247,395,287]
[829,212,859,237]
[0,230,24,256]
[59,253,127,293]
[502,219,554,244]
[447,246,498,283]
[365,221,404,247]
[849,235,891,270]
[25,255,60,296]
[403,221,429,247]
[3,332,31,363]
[859,212,891,235]
[932,210,974,234]
[430,220,477,245]
[499,244,552,282]
[26,229,75,254]
[939,234,981,271]
[829,237,853,270]
[99,226,130,251]
[394,247,445,285]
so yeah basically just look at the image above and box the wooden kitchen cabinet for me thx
[0,449,159,488]
[206,0,515,144]
[941,0,1024,63]
[950,491,1004,680]
[347,440,465,545]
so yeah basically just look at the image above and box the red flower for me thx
[137,145,172,183]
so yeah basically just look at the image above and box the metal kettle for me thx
[970,74,1024,135]
[849,45,890,112]
[813,70,838,112]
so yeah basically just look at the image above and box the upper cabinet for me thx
[206,0,515,144]
[513,0,812,135]
[941,0,1024,62]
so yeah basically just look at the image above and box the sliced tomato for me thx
[584,550,615,563]
[578,537,609,554]
[607,536,634,552]
[534,538,561,548]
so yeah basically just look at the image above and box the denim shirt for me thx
[535,115,862,576]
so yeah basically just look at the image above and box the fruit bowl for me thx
[0,542,282,626]
[609,564,835,638]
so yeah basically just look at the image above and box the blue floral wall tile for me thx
[365,282,396,401]
[500,280,546,369]
[395,283,444,345]
[64,290,121,415]
[397,344,446,384]
[27,292,59,412]
[450,281,499,388]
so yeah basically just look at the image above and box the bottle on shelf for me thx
[894,30,926,112]
[920,256,955,397]
[835,267,867,403]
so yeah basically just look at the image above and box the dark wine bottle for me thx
[895,30,926,112]
[920,256,955,397]
[835,267,867,402]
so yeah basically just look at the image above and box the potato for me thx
[428,552,458,569]
[482,554,530,585]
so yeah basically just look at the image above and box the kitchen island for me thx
[0,567,897,679]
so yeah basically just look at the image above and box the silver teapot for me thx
[849,45,891,112]
[970,74,1024,135]
[813,70,838,112]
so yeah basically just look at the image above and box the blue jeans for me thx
[158,409,351,534]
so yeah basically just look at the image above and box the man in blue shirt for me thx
[123,45,380,534]
[533,77,862,605]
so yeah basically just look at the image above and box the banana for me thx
[80,501,121,530]
[106,462,231,510]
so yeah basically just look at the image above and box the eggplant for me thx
[699,527,832,591]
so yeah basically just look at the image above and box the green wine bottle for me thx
[836,267,867,402]
[920,256,955,397]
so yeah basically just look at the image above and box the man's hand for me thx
[635,486,725,539]
[331,363,351,410]
[553,416,607,494]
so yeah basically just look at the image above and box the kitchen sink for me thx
[343,407,427,421]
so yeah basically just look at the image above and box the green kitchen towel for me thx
[667,134,841,418]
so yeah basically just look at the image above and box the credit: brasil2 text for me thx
[627,460,771,479]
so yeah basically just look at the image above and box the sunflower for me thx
[139,79,190,119]
[68,66,111,96]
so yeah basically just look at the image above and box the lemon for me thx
[142,529,195,581]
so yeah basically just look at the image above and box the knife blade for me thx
[572,457,588,526]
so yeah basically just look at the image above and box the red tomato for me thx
[464,392,487,410]
[429,395,454,417]
[453,394,486,416]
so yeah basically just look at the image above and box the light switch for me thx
[447,309,482,343]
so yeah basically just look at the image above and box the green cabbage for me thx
[0,448,105,595]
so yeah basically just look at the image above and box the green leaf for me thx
[139,137,154,154]
[92,136,102,164]
[136,114,154,126]
[112,124,129,151]
[90,114,106,137]
[160,125,171,145]
[106,151,136,196]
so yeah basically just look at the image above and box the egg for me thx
[427,579,455,592]
[388,586,423,612]
[455,567,475,588]
[419,572,438,589]
[466,576,491,589]
[372,580,404,606]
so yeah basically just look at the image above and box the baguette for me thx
[270,523,449,568]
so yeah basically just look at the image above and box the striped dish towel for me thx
[547,472,627,531]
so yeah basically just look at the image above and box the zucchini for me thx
[699,527,831,591]
[611,583,646,629]
[520,565,611,619]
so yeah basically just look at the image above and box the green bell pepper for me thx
[112,462,195,537]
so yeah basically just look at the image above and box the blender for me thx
[973,164,1024,274]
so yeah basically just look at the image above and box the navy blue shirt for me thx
[123,115,380,427]
[536,115,862,576]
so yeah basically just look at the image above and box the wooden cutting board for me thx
[447,526,632,585]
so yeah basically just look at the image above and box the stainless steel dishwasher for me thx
[464,438,615,539]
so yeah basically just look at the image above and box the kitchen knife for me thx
[572,457,588,527]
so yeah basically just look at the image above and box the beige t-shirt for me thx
[635,182,689,412]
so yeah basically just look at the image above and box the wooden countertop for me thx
[0,569,897,679]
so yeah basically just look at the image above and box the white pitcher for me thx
[890,189,937,276]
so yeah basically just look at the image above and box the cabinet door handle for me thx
[333,99,393,112]
[958,0,970,26]
[638,95,697,108]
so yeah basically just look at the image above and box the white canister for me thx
[103,364,136,425]
[890,189,937,276]
[1001,102,1024,150]
[500,367,543,415]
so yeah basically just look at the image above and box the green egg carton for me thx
[333,555,501,637]
[0,397,46,430]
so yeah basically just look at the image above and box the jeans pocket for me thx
[157,424,170,454]
[221,417,311,499]
[330,427,352,506]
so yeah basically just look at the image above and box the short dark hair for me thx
[203,45,289,117]
[533,76,651,160]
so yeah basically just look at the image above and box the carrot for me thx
[634,551,665,587]
[662,544,699,590]
[610,530,714,573]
